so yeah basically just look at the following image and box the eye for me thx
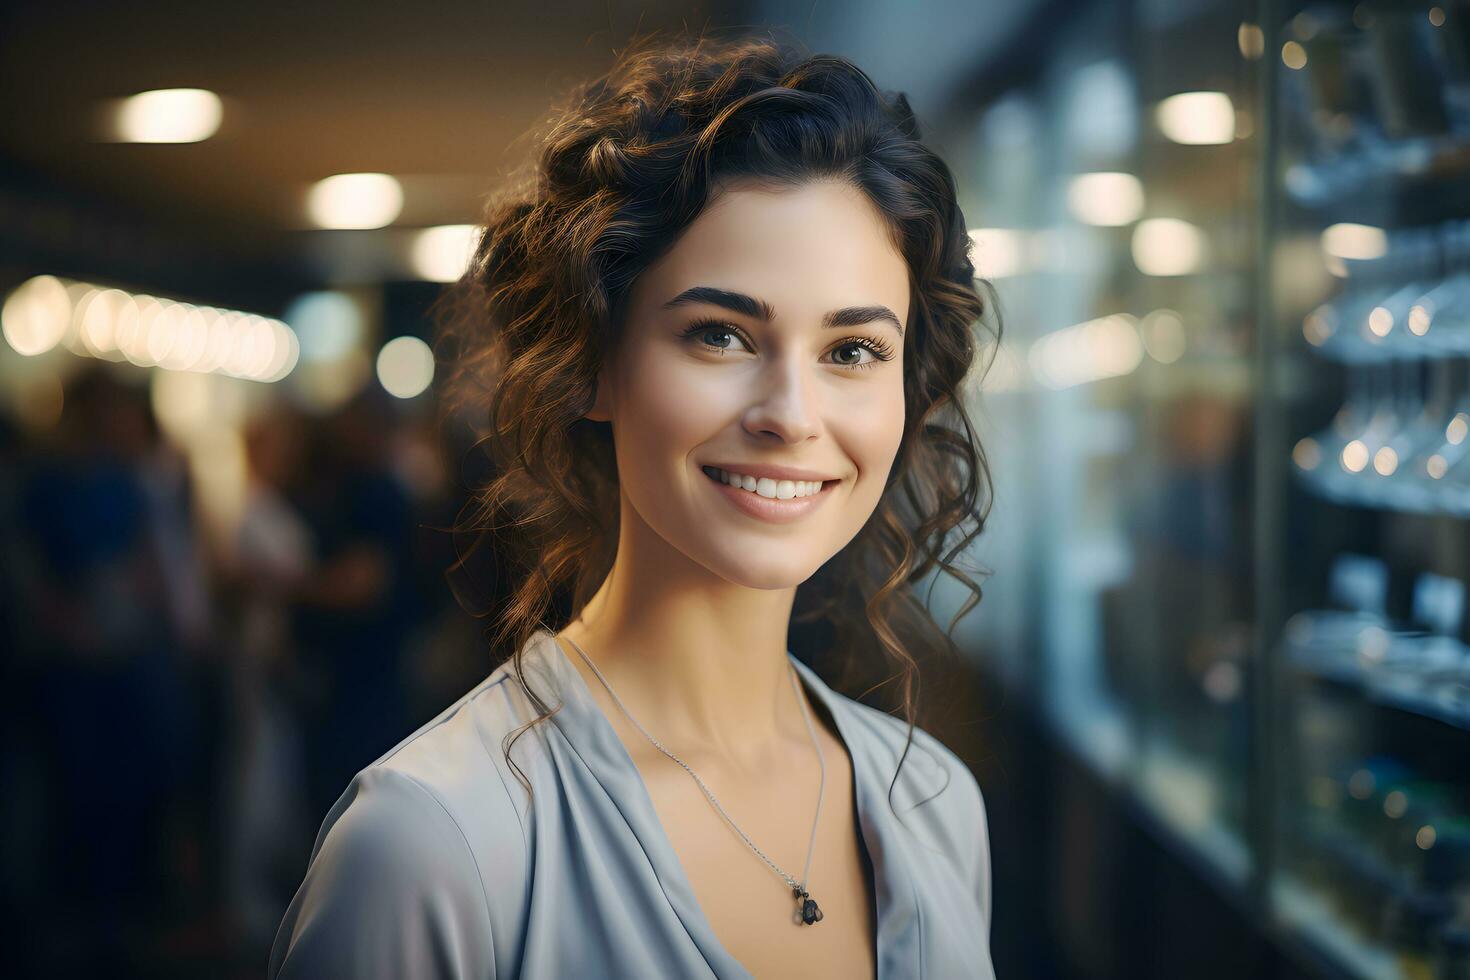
[827,339,895,371]
[679,318,897,372]
[680,318,753,355]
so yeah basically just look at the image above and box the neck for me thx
[556,508,812,769]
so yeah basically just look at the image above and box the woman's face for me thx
[589,178,910,588]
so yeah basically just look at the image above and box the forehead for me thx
[630,179,910,322]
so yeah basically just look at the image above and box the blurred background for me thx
[1,0,1467,977]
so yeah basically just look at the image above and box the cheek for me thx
[841,380,906,472]
[613,349,719,470]
[849,390,905,513]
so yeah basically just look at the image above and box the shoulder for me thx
[830,692,992,925]
[312,766,489,894]
[268,766,497,979]
[370,666,534,839]
[270,665,540,979]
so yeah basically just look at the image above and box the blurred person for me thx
[286,387,420,827]
[0,409,20,674]
[0,409,42,947]
[222,395,434,964]
[15,365,208,975]
[218,404,317,962]
[398,412,512,728]
[271,30,1000,980]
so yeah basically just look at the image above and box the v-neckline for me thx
[529,629,916,979]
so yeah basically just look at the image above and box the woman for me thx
[270,28,1000,979]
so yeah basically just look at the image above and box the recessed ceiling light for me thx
[114,88,222,143]
[306,173,403,230]
[409,224,482,282]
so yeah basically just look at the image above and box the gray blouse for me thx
[268,629,995,978]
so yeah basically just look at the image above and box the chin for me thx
[698,546,827,591]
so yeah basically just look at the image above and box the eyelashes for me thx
[678,317,897,371]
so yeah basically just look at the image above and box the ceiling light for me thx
[306,173,403,230]
[410,224,481,282]
[114,88,222,143]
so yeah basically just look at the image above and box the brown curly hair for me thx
[434,27,1001,809]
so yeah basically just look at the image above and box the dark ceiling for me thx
[0,0,1037,291]
[0,1,752,233]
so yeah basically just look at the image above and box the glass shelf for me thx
[945,0,1470,977]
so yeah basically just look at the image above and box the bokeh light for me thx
[1131,219,1206,276]
[1066,172,1145,227]
[1155,92,1236,145]
[409,224,481,282]
[113,88,223,143]
[376,336,435,399]
[306,173,404,230]
[2,275,296,382]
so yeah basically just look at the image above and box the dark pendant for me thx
[793,887,824,925]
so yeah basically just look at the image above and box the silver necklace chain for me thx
[558,633,828,922]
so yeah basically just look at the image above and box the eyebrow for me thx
[660,285,904,338]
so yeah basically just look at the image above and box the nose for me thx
[741,357,823,444]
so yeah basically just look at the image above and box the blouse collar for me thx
[519,628,923,979]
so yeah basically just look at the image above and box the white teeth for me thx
[713,467,823,499]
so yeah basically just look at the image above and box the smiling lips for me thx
[700,464,839,524]
[705,466,828,498]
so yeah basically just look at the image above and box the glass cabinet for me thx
[942,0,1470,976]
[1266,2,1470,975]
